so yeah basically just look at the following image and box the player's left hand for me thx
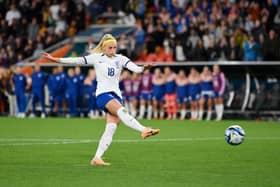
[143,63,154,71]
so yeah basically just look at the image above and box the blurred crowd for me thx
[0,0,88,68]
[1,0,280,69]
[123,0,280,61]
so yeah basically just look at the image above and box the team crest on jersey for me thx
[114,61,121,69]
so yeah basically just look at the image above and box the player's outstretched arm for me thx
[41,52,85,64]
[41,52,60,63]
[126,62,154,73]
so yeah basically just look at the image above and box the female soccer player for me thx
[152,68,165,119]
[65,68,78,117]
[138,69,153,119]
[199,66,214,120]
[83,69,98,118]
[42,34,160,166]
[212,64,226,121]
[120,70,133,113]
[131,72,141,117]
[175,69,188,120]
[188,68,201,120]
[12,66,27,118]
[163,67,177,120]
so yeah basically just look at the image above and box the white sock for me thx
[131,108,137,117]
[117,107,146,132]
[180,109,186,119]
[172,113,176,119]
[153,109,158,118]
[139,105,145,118]
[216,104,224,120]
[215,105,219,119]
[94,123,117,159]
[193,111,198,119]
[94,110,99,118]
[206,110,212,120]
[219,104,224,120]
[160,111,164,118]
[129,103,133,114]
[147,105,152,119]
[198,110,203,120]
[191,111,194,118]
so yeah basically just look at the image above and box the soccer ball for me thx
[225,125,245,145]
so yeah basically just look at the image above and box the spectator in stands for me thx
[174,40,186,62]
[55,17,67,34]
[99,6,118,24]
[217,37,230,61]
[192,38,208,61]
[243,35,261,61]
[27,17,39,40]
[159,6,170,27]
[118,34,129,57]
[228,36,242,61]
[263,29,280,60]
[0,50,8,68]
[32,43,44,59]
[274,7,280,26]
[134,21,146,58]
[67,20,77,37]
[49,0,59,21]
[5,4,21,26]
[264,0,278,31]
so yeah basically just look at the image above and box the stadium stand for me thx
[0,0,279,119]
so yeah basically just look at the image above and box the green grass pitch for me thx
[0,118,279,187]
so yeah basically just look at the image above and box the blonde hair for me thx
[88,34,117,54]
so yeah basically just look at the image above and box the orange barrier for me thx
[35,44,72,63]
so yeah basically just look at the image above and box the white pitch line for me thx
[0,137,280,146]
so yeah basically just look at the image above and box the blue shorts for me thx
[130,96,139,101]
[214,91,223,98]
[123,95,131,102]
[177,97,188,104]
[152,95,164,102]
[96,92,123,113]
[201,91,214,99]
[140,93,152,101]
[188,94,200,102]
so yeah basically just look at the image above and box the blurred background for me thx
[0,0,279,120]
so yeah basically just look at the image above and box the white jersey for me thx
[60,53,143,98]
